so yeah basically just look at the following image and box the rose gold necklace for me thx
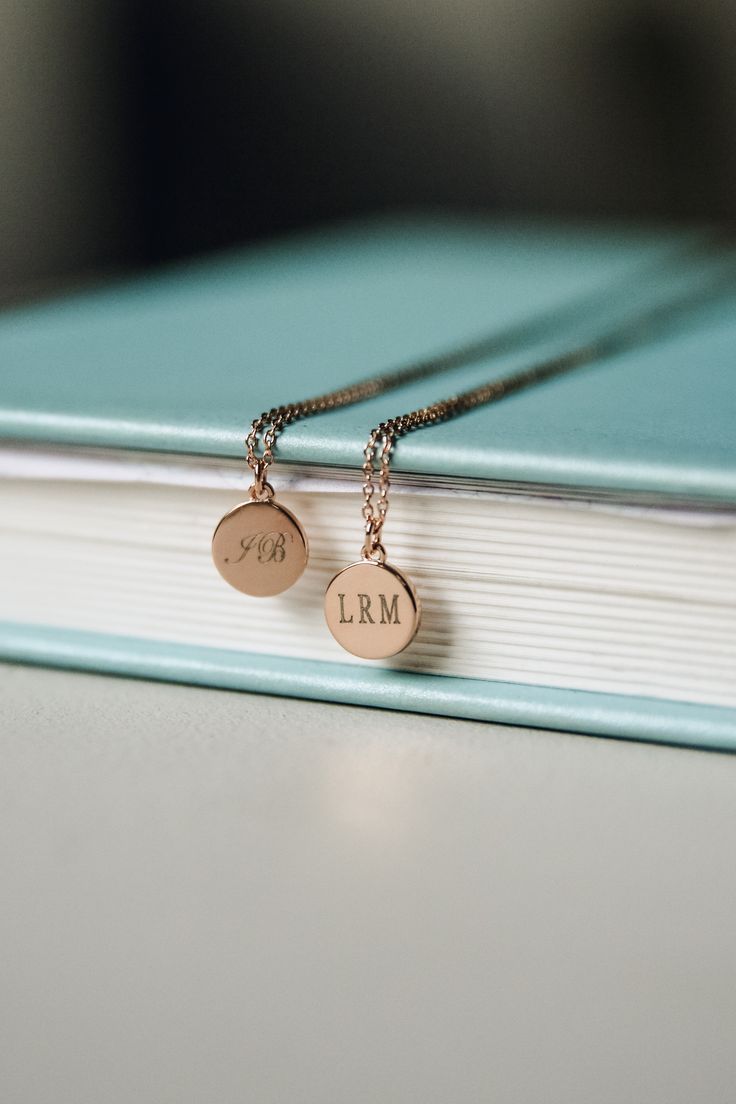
[211,239,726,601]
[324,261,735,658]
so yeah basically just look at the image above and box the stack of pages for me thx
[1,217,734,749]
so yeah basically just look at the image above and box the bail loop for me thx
[249,457,266,497]
[250,479,275,502]
[361,519,387,563]
[249,458,274,502]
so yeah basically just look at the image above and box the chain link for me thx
[243,345,501,483]
[359,260,736,559]
[242,235,720,490]
[240,241,733,553]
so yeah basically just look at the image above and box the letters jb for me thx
[225,531,291,565]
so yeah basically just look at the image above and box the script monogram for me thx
[338,593,401,625]
[225,531,292,565]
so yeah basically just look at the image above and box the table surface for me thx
[2,662,735,1104]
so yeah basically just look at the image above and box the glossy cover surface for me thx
[1,216,735,500]
[1,623,734,751]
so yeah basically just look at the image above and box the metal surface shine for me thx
[324,559,421,659]
[211,499,308,597]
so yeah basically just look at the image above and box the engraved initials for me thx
[337,593,401,625]
[338,594,353,623]
[358,594,374,624]
[379,593,400,624]
[225,531,290,565]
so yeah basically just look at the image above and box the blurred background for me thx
[2,0,736,300]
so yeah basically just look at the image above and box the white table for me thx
[2,663,735,1104]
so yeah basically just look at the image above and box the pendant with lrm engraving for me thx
[324,559,421,659]
[212,499,308,597]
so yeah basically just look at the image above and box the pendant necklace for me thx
[212,239,726,599]
[212,411,309,597]
[324,261,735,658]
[210,290,615,597]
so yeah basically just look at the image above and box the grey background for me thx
[2,662,735,1103]
[2,0,736,298]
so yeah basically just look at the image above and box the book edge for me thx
[2,622,734,752]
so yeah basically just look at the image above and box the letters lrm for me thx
[337,593,401,625]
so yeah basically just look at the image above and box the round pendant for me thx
[324,559,421,659]
[212,499,308,597]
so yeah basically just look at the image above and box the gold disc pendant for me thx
[324,558,421,659]
[212,498,308,597]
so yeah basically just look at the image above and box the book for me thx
[1,216,734,749]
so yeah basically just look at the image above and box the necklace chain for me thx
[241,242,732,556]
[360,263,735,558]
[244,238,719,497]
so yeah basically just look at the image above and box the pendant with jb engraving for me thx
[212,466,308,597]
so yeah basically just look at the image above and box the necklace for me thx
[211,239,723,598]
[324,260,735,658]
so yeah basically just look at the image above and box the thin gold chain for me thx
[360,263,735,559]
[243,238,719,497]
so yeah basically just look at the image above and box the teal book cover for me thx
[0,217,734,749]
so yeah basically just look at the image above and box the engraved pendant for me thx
[212,498,308,597]
[324,559,421,659]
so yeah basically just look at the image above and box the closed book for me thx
[1,216,734,749]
